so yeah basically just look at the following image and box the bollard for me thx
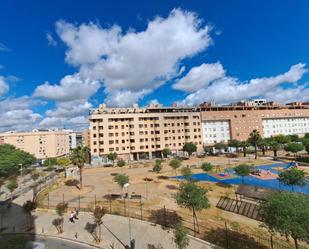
[130,239,135,249]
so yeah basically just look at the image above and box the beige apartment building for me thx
[0,130,70,159]
[89,104,203,160]
[89,101,309,161]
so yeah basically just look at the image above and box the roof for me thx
[235,184,278,200]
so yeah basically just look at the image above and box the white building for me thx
[202,120,231,144]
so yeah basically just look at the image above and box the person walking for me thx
[69,211,75,223]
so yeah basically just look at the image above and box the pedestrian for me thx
[69,211,75,223]
[73,208,79,220]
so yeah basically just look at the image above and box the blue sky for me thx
[0,0,308,131]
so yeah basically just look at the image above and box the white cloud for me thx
[34,74,100,102]
[180,63,308,105]
[173,62,225,92]
[46,32,58,46]
[104,89,150,107]
[0,43,10,52]
[55,8,212,106]
[0,76,9,96]
[0,97,43,132]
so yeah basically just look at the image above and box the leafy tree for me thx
[175,181,210,235]
[7,179,18,193]
[117,159,126,168]
[234,164,251,184]
[0,144,36,177]
[162,148,172,158]
[284,142,304,157]
[181,167,192,180]
[266,138,281,157]
[55,202,68,233]
[107,152,117,165]
[240,141,250,157]
[201,162,213,173]
[57,157,71,167]
[114,174,129,189]
[204,146,214,156]
[304,133,309,139]
[70,146,90,189]
[183,142,197,157]
[169,159,181,175]
[258,138,269,156]
[214,142,228,152]
[303,139,309,154]
[228,139,241,153]
[248,129,262,159]
[278,167,308,191]
[287,134,300,142]
[43,157,57,167]
[260,192,309,249]
[173,222,190,249]
[22,200,36,230]
[92,205,106,242]
[153,159,163,173]
[273,134,291,145]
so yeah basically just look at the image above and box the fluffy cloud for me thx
[173,62,225,92]
[46,32,57,46]
[0,76,9,96]
[179,63,308,105]
[34,74,100,101]
[0,97,42,132]
[55,8,212,106]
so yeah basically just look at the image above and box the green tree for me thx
[92,205,106,242]
[240,141,250,157]
[278,167,308,192]
[284,142,304,157]
[55,202,68,233]
[175,181,210,235]
[169,159,181,175]
[117,159,126,172]
[57,157,71,167]
[114,174,129,189]
[273,134,291,145]
[43,157,57,167]
[258,138,269,156]
[0,144,36,177]
[266,138,281,158]
[303,139,309,154]
[173,222,190,249]
[22,200,36,230]
[201,162,213,173]
[234,164,251,184]
[260,192,309,249]
[181,167,192,180]
[248,129,262,159]
[107,152,117,165]
[162,148,172,158]
[70,146,90,189]
[214,142,228,153]
[183,142,197,157]
[304,133,309,139]
[287,134,300,142]
[228,139,241,153]
[153,159,163,173]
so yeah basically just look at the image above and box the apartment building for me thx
[0,130,70,159]
[200,101,309,144]
[89,104,203,160]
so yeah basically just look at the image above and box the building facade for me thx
[89,101,309,160]
[0,130,70,159]
[89,104,203,160]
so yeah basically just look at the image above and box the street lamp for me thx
[19,163,23,178]
[123,183,135,249]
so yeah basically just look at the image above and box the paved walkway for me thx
[0,190,219,249]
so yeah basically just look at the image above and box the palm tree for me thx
[266,138,281,158]
[258,138,269,156]
[240,141,250,157]
[248,130,261,159]
[70,146,90,189]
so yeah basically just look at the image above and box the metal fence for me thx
[38,193,296,249]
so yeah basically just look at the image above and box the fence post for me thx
[270,235,274,249]
[124,198,126,216]
[140,200,143,220]
[47,193,50,209]
[62,193,64,204]
[225,222,229,249]
[109,198,112,213]
[163,205,167,227]
[94,195,97,207]
[78,195,80,210]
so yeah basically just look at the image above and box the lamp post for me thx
[124,183,134,249]
[19,163,23,178]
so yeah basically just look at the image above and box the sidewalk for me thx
[0,190,219,249]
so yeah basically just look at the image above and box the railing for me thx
[37,193,296,249]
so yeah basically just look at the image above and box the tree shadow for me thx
[84,222,96,239]
[65,179,80,190]
[165,184,178,190]
[157,176,169,180]
[203,227,270,249]
[147,244,164,249]
[149,208,181,229]
[216,182,233,188]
